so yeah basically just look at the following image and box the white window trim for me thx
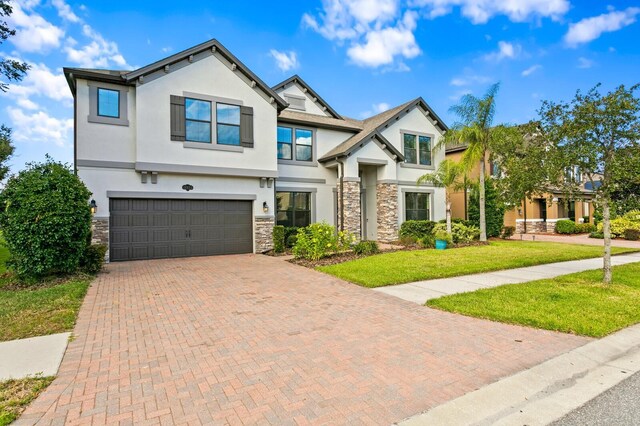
[399,129,435,170]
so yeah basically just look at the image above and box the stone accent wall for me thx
[546,221,558,233]
[337,181,361,239]
[515,220,547,234]
[91,218,109,262]
[254,217,275,253]
[376,182,398,242]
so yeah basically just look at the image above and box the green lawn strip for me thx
[427,262,640,338]
[317,241,637,288]
[0,376,54,426]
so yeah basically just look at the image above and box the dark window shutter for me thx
[240,106,254,148]
[170,95,186,141]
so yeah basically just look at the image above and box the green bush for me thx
[575,223,596,234]
[399,220,436,239]
[582,216,590,223]
[556,219,577,234]
[0,158,92,280]
[399,235,418,246]
[80,244,107,274]
[501,226,515,239]
[469,178,506,238]
[589,231,604,239]
[286,234,298,248]
[273,225,285,253]
[624,229,640,241]
[599,215,640,238]
[353,241,380,255]
[292,222,354,261]
[418,235,435,248]
[434,230,453,244]
[433,222,480,244]
[284,226,299,248]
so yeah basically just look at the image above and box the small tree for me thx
[0,158,92,280]
[468,178,505,238]
[538,84,640,284]
[417,159,464,234]
[610,146,640,214]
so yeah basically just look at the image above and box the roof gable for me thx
[272,75,342,119]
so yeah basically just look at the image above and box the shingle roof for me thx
[278,110,363,132]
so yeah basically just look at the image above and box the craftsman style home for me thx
[64,39,447,261]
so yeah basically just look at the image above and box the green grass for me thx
[427,262,640,337]
[0,376,54,426]
[318,240,638,288]
[0,244,91,342]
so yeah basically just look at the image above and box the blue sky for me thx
[1,0,639,173]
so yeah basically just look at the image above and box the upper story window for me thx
[185,98,212,143]
[277,125,314,163]
[97,88,120,118]
[403,133,432,166]
[565,165,581,183]
[216,103,241,146]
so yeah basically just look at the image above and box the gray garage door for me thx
[109,199,253,261]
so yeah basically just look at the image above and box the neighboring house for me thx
[446,145,595,233]
[64,38,448,262]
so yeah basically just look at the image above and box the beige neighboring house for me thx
[446,145,596,233]
[64,38,449,261]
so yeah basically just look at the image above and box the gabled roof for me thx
[272,74,342,119]
[318,97,448,163]
[278,110,362,132]
[64,38,288,111]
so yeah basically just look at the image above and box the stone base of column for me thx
[254,217,275,253]
[376,183,398,242]
[91,218,110,262]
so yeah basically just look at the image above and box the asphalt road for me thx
[552,370,640,425]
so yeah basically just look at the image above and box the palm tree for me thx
[417,159,465,234]
[438,83,501,242]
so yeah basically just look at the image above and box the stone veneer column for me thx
[91,218,110,262]
[376,182,398,242]
[254,217,275,253]
[337,180,361,239]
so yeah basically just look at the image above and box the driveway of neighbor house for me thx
[18,255,588,425]
[514,233,640,249]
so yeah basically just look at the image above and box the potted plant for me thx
[434,230,452,250]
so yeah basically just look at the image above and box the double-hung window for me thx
[403,133,432,166]
[276,192,311,227]
[405,192,431,221]
[217,103,241,145]
[185,98,212,143]
[97,88,120,118]
[277,126,314,162]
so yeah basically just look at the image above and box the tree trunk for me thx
[602,197,612,284]
[479,156,487,242]
[446,197,452,234]
[523,198,527,234]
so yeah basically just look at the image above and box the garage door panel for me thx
[110,198,253,261]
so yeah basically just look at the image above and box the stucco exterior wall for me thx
[274,83,330,117]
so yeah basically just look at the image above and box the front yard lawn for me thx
[318,240,637,288]
[0,376,54,426]
[427,262,640,338]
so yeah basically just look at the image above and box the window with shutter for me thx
[170,95,186,141]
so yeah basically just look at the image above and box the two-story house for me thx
[64,39,447,261]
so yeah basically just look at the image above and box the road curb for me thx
[398,323,640,426]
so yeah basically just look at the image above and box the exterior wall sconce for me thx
[552,197,559,203]
[263,201,269,213]
[89,199,98,215]
[517,207,522,216]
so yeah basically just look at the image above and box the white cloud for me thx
[52,0,80,23]
[64,24,129,68]
[450,74,490,86]
[6,107,73,147]
[564,7,640,47]
[449,89,472,101]
[347,11,421,67]
[161,46,173,53]
[359,102,391,118]
[269,50,300,72]
[521,64,541,76]
[16,98,39,110]
[484,41,522,61]
[577,57,594,69]
[9,62,71,102]
[7,1,64,53]
[412,0,570,24]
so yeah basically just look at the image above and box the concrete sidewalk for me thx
[0,333,70,381]
[375,252,640,304]
[399,322,640,426]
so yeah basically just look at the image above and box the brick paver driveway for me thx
[21,255,589,425]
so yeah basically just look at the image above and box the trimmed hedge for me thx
[353,241,380,255]
[399,220,436,239]
[273,225,285,253]
[556,219,577,234]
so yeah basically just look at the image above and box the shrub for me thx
[292,222,355,260]
[624,229,640,241]
[582,216,590,223]
[589,231,604,239]
[399,220,436,239]
[418,235,435,248]
[575,223,596,234]
[286,234,298,248]
[273,225,285,253]
[501,226,515,239]
[601,216,640,238]
[434,230,453,244]
[555,219,577,234]
[353,241,380,255]
[399,235,418,246]
[433,222,480,244]
[80,244,107,274]
[284,227,299,248]
[0,158,92,280]
[468,178,506,238]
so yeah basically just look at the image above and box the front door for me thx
[539,199,547,222]
[360,189,367,240]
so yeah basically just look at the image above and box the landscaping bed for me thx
[318,240,638,288]
[427,261,640,338]
[0,376,54,426]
